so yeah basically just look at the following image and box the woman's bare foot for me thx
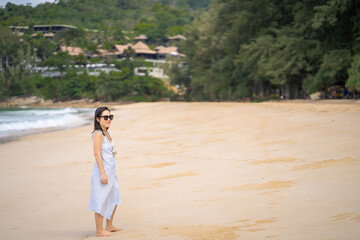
[96,229,115,237]
[106,225,122,232]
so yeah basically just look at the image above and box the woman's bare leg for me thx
[95,213,115,237]
[106,205,122,232]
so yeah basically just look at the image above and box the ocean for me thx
[0,107,93,143]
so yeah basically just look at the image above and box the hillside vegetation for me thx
[1,0,359,102]
[0,0,209,41]
[0,0,209,102]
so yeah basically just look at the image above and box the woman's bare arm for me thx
[93,131,108,184]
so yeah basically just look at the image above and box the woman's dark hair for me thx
[93,106,110,135]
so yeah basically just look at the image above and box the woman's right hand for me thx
[101,173,108,184]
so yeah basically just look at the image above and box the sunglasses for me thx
[99,115,114,120]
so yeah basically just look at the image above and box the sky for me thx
[0,0,57,7]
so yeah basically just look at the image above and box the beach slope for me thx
[0,101,359,240]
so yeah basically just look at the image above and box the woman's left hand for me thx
[101,173,108,184]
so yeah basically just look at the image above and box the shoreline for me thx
[0,96,135,108]
[1,96,359,109]
[0,121,92,145]
[1,99,358,145]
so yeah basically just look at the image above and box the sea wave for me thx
[0,114,86,132]
[0,107,92,138]
[2,107,78,117]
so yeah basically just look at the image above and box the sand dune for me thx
[0,101,359,240]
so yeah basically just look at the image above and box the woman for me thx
[89,106,121,237]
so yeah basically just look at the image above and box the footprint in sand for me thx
[155,171,198,181]
[80,234,91,239]
[332,212,360,222]
[128,162,177,169]
[293,157,359,171]
[251,157,303,165]
[223,180,296,191]
[235,218,278,232]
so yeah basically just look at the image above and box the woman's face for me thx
[97,110,112,130]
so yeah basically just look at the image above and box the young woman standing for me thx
[89,106,121,237]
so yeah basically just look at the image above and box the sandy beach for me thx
[0,101,359,240]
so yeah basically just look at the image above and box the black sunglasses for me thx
[99,115,114,120]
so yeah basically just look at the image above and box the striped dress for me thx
[88,130,121,220]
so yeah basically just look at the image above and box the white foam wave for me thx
[24,108,78,116]
[0,108,79,117]
[0,114,87,132]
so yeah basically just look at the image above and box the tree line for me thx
[171,0,360,100]
[1,0,359,102]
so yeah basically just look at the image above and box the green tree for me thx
[347,55,360,92]
[0,26,21,70]
[0,26,34,98]
[33,37,56,61]
[74,53,88,65]
[133,22,157,34]
[166,26,186,36]
[45,51,71,79]
[304,50,352,94]
[164,58,191,100]
[55,28,85,46]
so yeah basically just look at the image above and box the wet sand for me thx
[0,101,359,240]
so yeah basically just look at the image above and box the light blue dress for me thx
[88,130,121,220]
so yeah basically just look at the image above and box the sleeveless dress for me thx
[88,130,121,220]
